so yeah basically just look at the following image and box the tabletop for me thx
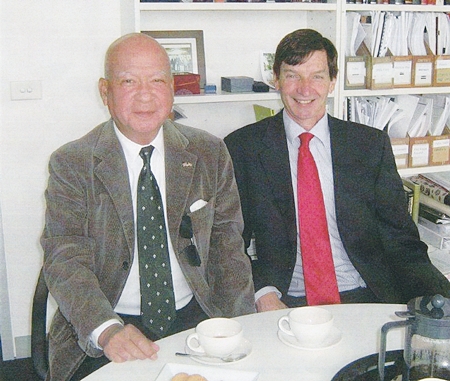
[81,303,407,381]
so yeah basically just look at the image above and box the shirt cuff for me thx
[90,319,123,350]
[255,286,282,302]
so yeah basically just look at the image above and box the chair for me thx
[31,268,49,380]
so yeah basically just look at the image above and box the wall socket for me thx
[10,80,42,101]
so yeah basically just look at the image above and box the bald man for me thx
[41,33,254,381]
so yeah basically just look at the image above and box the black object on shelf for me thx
[252,81,270,93]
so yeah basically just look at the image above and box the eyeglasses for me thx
[179,215,201,267]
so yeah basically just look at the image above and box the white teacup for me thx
[186,318,243,357]
[278,306,333,348]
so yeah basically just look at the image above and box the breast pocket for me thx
[189,198,215,261]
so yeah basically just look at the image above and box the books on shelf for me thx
[403,177,421,223]
[423,171,450,190]
[408,173,450,205]
[347,94,450,139]
[345,9,450,90]
[419,202,450,224]
[416,191,450,249]
[419,190,450,216]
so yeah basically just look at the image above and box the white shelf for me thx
[139,2,337,11]
[344,4,450,12]
[175,90,281,105]
[399,165,450,177]
[343,86,450,98]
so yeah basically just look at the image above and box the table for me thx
[82,303,407,381]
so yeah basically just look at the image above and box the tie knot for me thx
[299,132,314,146]
[140,146,154,165]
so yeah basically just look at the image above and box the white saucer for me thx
[277,326,342,350]
[184,337,252,366]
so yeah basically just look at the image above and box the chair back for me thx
[31,268,49,380]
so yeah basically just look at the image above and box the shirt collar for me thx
[114,124,165,163]
[283,110,330,147]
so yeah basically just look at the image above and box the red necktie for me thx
[297,133,340,306]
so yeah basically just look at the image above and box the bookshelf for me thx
[341,2,450,178]
[399,164,450,177]
[121,1,340,118]
[121,1,450,174]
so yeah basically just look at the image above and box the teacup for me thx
[186,318,243,357]
[278,306,333,348]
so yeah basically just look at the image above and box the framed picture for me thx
[143,30,206,88]
[260,51,275,89]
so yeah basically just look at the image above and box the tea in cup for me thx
[278,306,333,348]
[186,318,243,357]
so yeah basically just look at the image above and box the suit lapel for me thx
[93,120,135,256]
[329,116,351,197]
[163,121,197,249]
[260,112,297,242]
[329,115,357,247]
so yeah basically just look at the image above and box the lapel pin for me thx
[182,162,192,167]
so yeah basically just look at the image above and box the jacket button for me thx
[122,261,129,270]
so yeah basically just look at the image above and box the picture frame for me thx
[143,30,206,89]
[260,51,275,89]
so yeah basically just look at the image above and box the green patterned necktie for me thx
[137,146,176,337]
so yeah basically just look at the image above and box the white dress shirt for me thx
[91,124,192,347]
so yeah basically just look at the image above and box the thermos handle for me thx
[378,320,410,381]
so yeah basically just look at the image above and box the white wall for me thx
[0,0,121,359]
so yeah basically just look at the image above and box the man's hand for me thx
[99,324,160,362]
[256,292,288,312]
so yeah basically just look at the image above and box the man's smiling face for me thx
[274,50,336,131]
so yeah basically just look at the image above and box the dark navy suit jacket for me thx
[225,111,450,303]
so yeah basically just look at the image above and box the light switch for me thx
[10,80,42,100]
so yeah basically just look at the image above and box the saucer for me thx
[184,337,252,366]
[277,326,342,350]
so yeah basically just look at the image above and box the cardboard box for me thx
[344,55,367,89]
[430,133,450,166]
[174,73,200,95]
[408,136,431,167]
[434,55,450,87]
[368,55,393,89]
[390,137,409,169]
[221,76,254,93]
[412,45,434,87]
[357,43,393,89]
[393,55,413,88]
